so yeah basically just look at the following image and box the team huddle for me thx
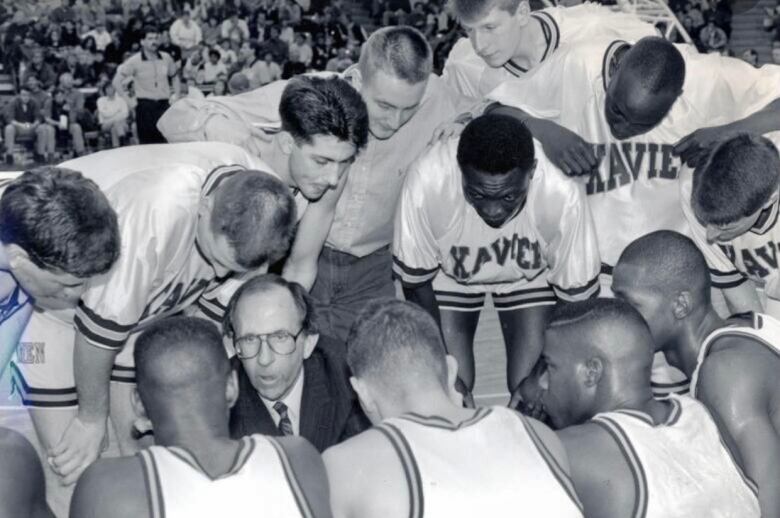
[1,0,780,517]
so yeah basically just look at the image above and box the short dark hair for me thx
[208,49,220,59]
[622,37,685,95]
[617,230,710,302]
[359,26,432,84]
[0,167,120,277]
[223,273,318,338]
[141,25,159,38]
[280,76,369,150]
[210,170,297,269]
[548,298,650,342]
[692,134,780,225]
[457,113,535,175]
[135,316,230,407]
[347,299,448,391]
[448,0,522,22]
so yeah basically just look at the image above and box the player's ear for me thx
[301,331,319,360]
[515,0,532,24]
[226,368,239,409]
[582,357,603,388]
[444,354,462,405]
[5,244,36,273]
[345,65,362,93]
[279,131,295,154]
[350,376,377,414]
[131,388,153,435]
[672,290,692,319]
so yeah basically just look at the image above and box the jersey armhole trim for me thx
[267,436,317,518]
[591,416,648,518]
[375,423,424,518]
[138,449,166,518]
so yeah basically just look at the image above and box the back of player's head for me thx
[449,0,522,22]
[280,75,369,150]
[347,299,448,395]
[135,316,230,415]
[617,230,710,302]
[0,167,120,277]
[457,113,535,176]
[692,134,780,225]
[223,273,318,339]
[359,26,432,85]
[621,37,685,96]
[210,170,297,269]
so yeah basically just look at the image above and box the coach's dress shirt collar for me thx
[259,367,305,435]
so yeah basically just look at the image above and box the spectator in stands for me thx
[252,11,268,41]
[311,32,334,70]
[262,25,289,64]
[203,48,228,83]
[104,30,125,65]
[289,32,313,67]
[699,19,728,53]
[96,82,129,147]
[202,16,222,47]
[82,20,112,51]
[247,50,282,88]
[61,19,81,46]
[326,47,353,72]
[3,85,52,165]
[222,11,250,43]
[57,72,87,156]
[685,3,706,40]
[50,0,76,24]
[169,8,202,60]
[182,46,206,82]
[158,31,182,65]
[216,38,238,67]
[22,48,58,91]
[209,78,228,97]
[341,13,367,47]
[113,25,179,143]
[382,0,410,26]
[228,71,251,94]
[58,52,90,87]
[25,76,51,120]
[741,48,759,66]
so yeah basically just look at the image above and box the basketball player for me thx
[488,36,780,395]
[680,134,780,317]
[0,427,53,518]
[323,299,584,518]
[394,113,599,400]
[443,0,657,99]
[16,143,297,486]
[70,316,331,518]
[160,26,469,342]
[612,230,780,517]
[542,299,760,518]
[0,168,119,379]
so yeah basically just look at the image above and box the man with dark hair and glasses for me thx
[224,273,368,451]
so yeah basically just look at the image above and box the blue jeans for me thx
[310,246,396,343]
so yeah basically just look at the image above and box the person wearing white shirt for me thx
[221,12,250,43]
[169,10,203,59]
[96,82,129,147]
[288,32,313,67]
[247,51,283,88]
[82,22,112,51]
[203,49,228,83]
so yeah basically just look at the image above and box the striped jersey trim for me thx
[75,302,135,350]
[650,378,690,398]
[592,416,649,518]
[550,276,601,302]
[611,399,682,428]
[376,423,424,518]
[503,12,560,76]
[267,437,316,518]
[166,437,255,481]
[398,407,492,431]
[601,40,631,93]
[516,412,584,513]
[196,293,228,322]
[493,286,557,310]
[392,256,439,287]
[10,362,78,408]
[138,449,166,518]
[709,268,748,289]
[749,201,779,235]
[202,164,249,196]
[434,290,486,312]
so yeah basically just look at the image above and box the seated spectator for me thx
[97,82,129,147]
[221,11,250,43]
[288,32,313,67]
[50,0,76,25]
[104,30,125,65]
[208,78,228,97]
[56,72,87,156]
[741,48,759,66]
[202,48,228,83]
[382,0,411,26]
[341,13,367,46]
[311,32,334,70]
[228,71,251,94]
[247,51,282,88]
[170,77,206,102]
[225,274,369,451]
[326,47,353,72]
[261,25,289,64]
[215,38,238,68]
[3,85,52,165]
[158,31,182,65]
[202,16,221,47]
[279,19,296,46]
[182,47,206,82]
[169,8,202,60]
[21,48,58,91]
[61,19,81,46]
[764,0,780,40]
[252,10,268,41]
[82,20,112,51]
[58,52,90,87]
[699,19,728,53]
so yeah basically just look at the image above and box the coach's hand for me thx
[49,415,108,485]
[673,124,733,168]
[532,119,600,176]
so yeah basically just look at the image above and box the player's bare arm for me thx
[486,103,600,176]
[70,457,149,518]
[558,423,635,518]
[283,173,349,291]
[49,332,115,485]
[696,342,780,518]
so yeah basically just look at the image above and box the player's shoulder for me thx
[445,37,481,63]
[324,427,394,470]
[701,331,779,388]
[71,456,148,518]
[531,141,584,201]
[405,137,459,192]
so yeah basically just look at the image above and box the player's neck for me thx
[606,386,671,424]
[510,17,545,70]
[676,309,724,377]
[381,389,473,423]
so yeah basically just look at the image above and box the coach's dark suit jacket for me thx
[229,336,369,451]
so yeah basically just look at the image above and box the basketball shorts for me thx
[432,270,557,313]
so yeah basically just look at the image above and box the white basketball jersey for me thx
[592,395,759,518]
[392,137,601,301]
[691,313,780,398]
[138,435,315,518]
[442,3,657,99]
[379,406,584,518]
[488,40,780,272]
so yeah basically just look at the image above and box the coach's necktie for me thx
[273,401,294,436]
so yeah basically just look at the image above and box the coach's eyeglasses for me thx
[234,328,304,359]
